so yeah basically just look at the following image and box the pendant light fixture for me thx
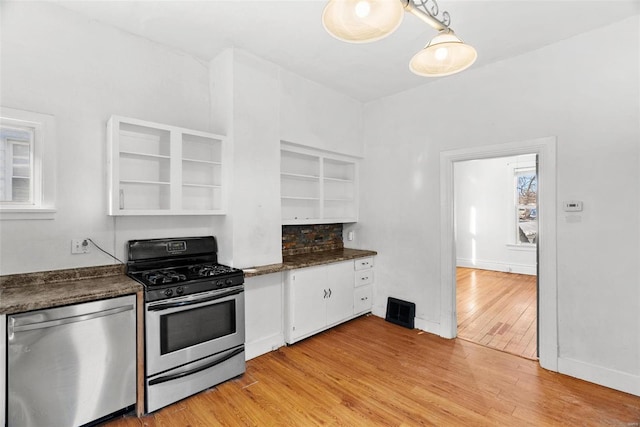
[322,0,477,77]
[322,0,405,43]
[409,29,477,76]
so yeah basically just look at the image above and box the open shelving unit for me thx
[107,116,226,216]
[280,141,358,224]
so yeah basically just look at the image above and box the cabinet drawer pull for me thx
[361,276,368,281]
[323,289,328,299]
[360,297,368,301]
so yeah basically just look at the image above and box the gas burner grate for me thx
[189,264,237,277]
[143,270,187,285]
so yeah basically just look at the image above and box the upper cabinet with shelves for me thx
[107,116,226,216]
[280,142,358,224]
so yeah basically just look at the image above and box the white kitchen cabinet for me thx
[284,261,354,344]
[325,261,356,325]
[284,257,375,344]
[353,286,373,314]
[353,256,374,315]
[107,116,227,215]
[281,142,358,224]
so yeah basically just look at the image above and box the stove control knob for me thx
[225,279,234,286]
[216,280,224,287]
[176,286,184,295]
[164,289,173,297]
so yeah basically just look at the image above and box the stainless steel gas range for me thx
[126,236,245,413]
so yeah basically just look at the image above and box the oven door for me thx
[145,285,245,376]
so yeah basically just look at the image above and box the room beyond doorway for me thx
[453,154,538,359]
[456,267,537,360]
[439,137,557,371]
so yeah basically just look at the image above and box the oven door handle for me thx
[148,288,243,312]
[148,347,244,386]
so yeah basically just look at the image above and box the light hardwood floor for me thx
[457,267,538,359]
[103,315,640,426]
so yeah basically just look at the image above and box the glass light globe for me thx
[409,30,477,77]
[322,0,405,43]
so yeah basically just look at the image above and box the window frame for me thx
[0,107,56,220]
[1,127,35,204]
[514,166,537,246]
[506,155,537,249]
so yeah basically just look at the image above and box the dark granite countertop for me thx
[243,248,377,278]
[0,248,377,313]
[0,265,142,315]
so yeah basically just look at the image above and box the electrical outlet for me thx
[71,239,90,254]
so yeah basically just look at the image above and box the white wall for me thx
[0,1,223,272]
[357,16,639,395]
[227,50,284,268]
[0,3,364,274]
[280,70,363,158]
[454,155,537,275]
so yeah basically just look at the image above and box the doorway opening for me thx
[439,137,558,371]
[454,155,538,360]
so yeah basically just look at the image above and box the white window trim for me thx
[0,107,56,220]
[506,243,536,252]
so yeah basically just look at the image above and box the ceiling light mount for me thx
[322,0,477,77]
[406,0,450,30]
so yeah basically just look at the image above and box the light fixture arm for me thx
[402,0,451,32]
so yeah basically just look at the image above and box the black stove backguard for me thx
[128,236,218,267]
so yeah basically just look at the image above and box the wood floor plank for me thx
[456,267,538,358]
[103,315,640,427]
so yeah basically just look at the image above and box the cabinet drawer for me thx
[355,269,374,287]
[354,285,372,314]
[354,257,374,271]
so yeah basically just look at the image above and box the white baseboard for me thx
[457,258,536,276]
[558,357,640,397]
[415,316,441,336]
[373,306,440,336]
[371,305,386,318]
[245,333,285,361]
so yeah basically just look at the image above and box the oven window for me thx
[160,300,236,354]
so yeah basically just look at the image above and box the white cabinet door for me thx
[354,285,373,315]
[288,266,326,341]
[325,261,355,326]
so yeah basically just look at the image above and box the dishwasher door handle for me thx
[10,304,135,334]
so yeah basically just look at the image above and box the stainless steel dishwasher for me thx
[7,294,137,427]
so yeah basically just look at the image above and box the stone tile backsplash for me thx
[282,224,344,256]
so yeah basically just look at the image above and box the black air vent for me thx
[385,297,415,329]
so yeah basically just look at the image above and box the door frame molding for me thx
[439,136,558,371]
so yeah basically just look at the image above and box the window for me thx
[515,168,537,244]
[0,107,56,219]
[1,126,34,203]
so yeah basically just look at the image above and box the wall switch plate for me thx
[347,231,354,241]
[71,239,90,254]
[563,201,583,212]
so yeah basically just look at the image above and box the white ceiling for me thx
[53,0,640,102]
